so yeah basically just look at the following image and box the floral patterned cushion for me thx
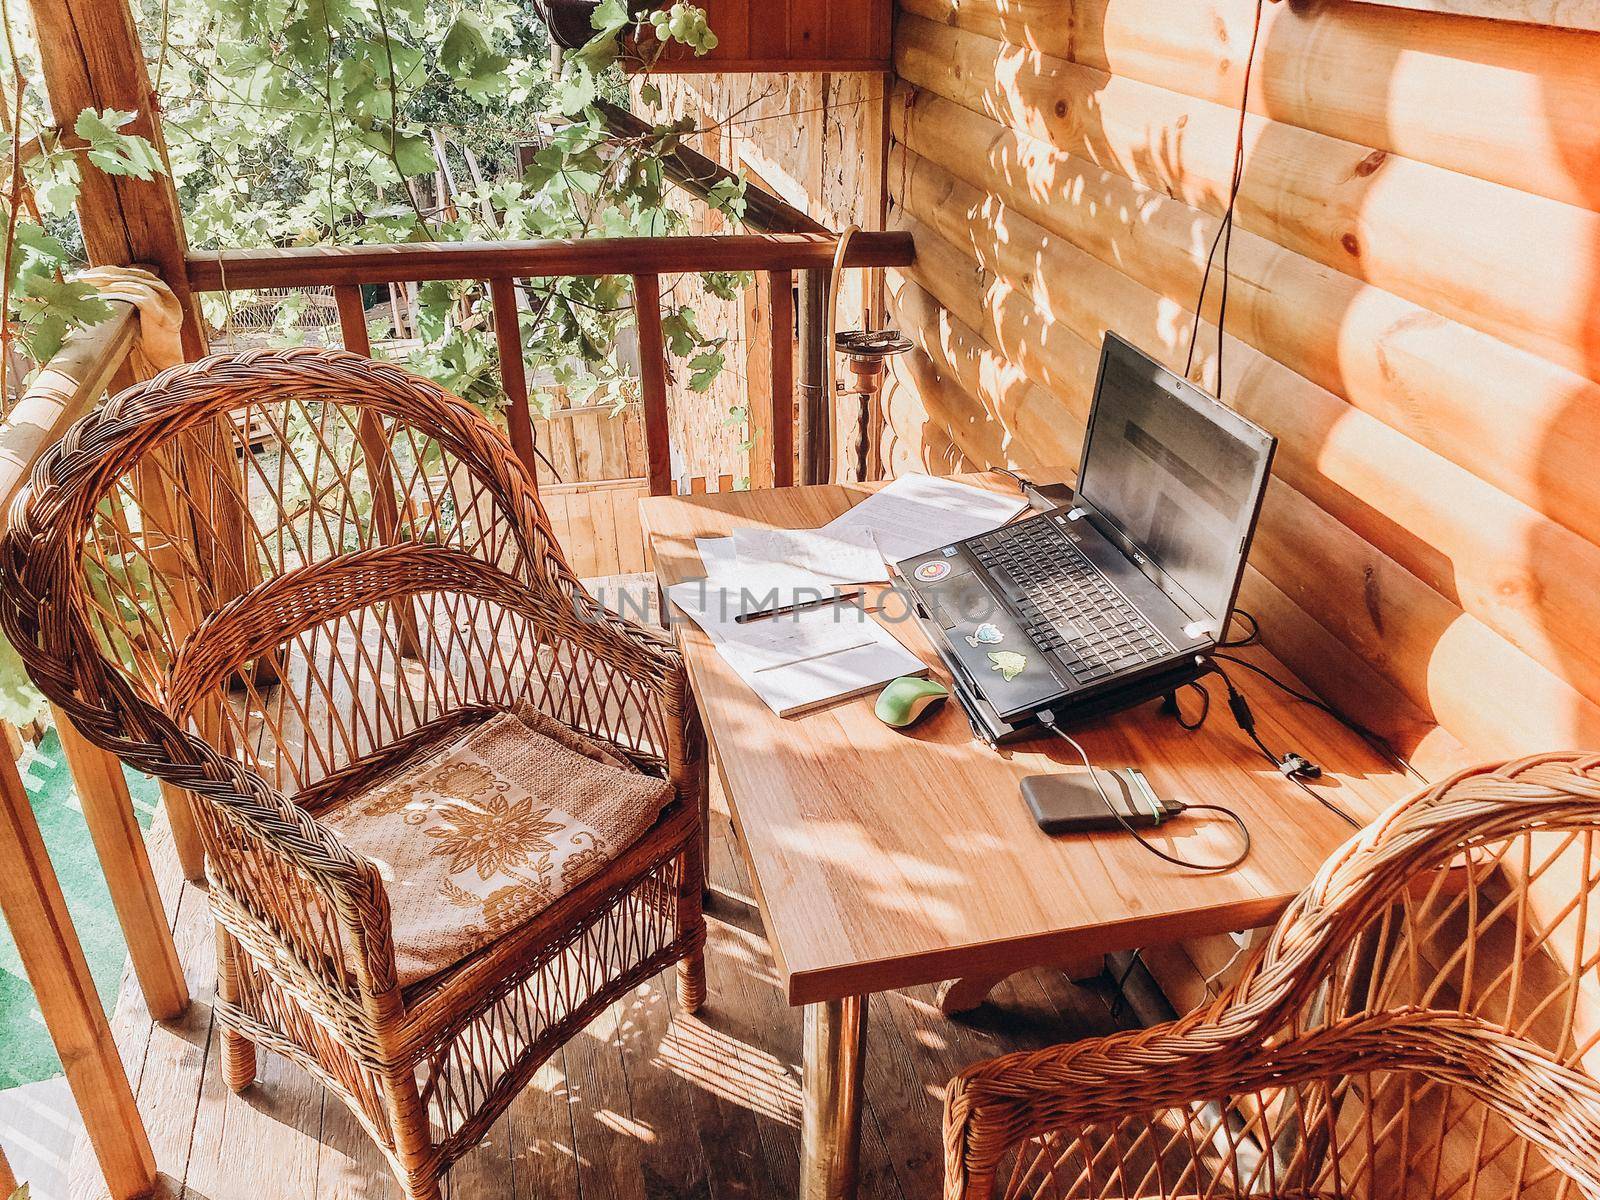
[322,707,675,986]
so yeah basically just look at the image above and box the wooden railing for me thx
[0,215,910,1200]
[0,305,164,1200]
[185,229,914,494]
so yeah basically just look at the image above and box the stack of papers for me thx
[666,580,923,717]
[729,526,889,585]
[664,475,1027,716]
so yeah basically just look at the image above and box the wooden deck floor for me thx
[68,788,1133,1200]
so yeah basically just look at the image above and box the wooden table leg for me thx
[936,973,1008,1016]
[0,750,155,1200]
[801,995,868,1200]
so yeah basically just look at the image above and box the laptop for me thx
[896,332,1277,742]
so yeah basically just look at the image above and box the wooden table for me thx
[641,472,1416,1200]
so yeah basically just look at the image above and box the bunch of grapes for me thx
[647,2,719,54]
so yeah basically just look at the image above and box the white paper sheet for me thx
[693,535,870,615]
[820,474,1029,563]
[729,526,889,585]
[664,580,922,715]
[694,536,738,579]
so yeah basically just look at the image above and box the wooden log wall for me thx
[883,0,1600,779]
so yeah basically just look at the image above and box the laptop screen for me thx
[1076,334,1276,631]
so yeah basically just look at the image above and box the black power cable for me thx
[1205,658,1362,830]
[1183,0,1267,398]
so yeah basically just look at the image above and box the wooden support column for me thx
[798,270,831,485]
[489,276,539,479]
[334,285,422,657]
[746,269,796,489]
[633,274,673,496]
[51,706,187,1021]
[26,0,207,359]
[0,750,155,1200]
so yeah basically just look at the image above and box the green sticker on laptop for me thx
[987,650,1027,681]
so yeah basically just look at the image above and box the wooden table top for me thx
[641,473,1419,1006]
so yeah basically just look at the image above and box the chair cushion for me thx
[322,707,675,986]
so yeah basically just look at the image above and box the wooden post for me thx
[0,750,155,1200]
[745,271,779,490]
[797,271,831,485]
[51,706,187,1021]
[752,269,796,489]
[633,274,673,496]
[489,276,539,480]
[25,0,207,359]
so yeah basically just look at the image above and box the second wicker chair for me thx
[943,754,1600,1200]
[1,347,707,1200]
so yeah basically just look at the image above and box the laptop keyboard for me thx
[971,518,1172,684]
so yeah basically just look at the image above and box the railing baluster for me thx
[52,705,188,1020]
[0,748,155,1200]
[746,269,793,491]
[335,284,421,657]
[489,275,539,482]
[633,274,673,497]
[768,270,795,488]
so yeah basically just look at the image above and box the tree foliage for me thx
[2,0,737,421]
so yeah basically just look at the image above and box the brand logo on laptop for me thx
[914,560,951,582]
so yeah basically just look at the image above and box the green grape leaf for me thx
[73,109,165,180]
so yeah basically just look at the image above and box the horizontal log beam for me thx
[185,232,914,291]
[889,84,1600,558]
[898,0,1600,213]
[894,12,1600,389]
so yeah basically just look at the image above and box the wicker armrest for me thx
[943,1008,1600,1200]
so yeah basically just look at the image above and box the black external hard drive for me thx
[1021,767,1182,834]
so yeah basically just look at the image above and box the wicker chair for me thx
[944,753,1600,1200]
[0,347,706,1200]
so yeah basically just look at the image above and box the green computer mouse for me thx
[874,675,950,729]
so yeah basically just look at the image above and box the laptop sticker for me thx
[965,622,1003,648]
[988,650,1027,681]
[914,560,951,582]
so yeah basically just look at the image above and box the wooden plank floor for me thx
[67,787,1134,1200]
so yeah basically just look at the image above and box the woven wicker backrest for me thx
[1211,754,1600,1199]
[1257,756,1600,1197]
[6,347,671,805]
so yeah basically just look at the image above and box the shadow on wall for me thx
[882,0,1600,759]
